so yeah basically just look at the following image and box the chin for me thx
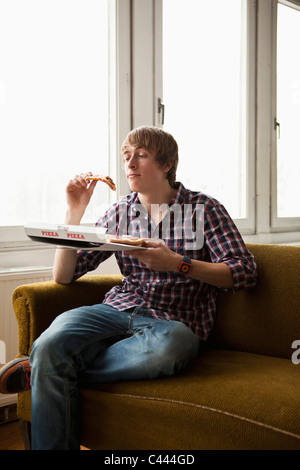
[128,181,138,192]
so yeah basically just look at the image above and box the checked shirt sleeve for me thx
[72,249,112,281]
[204,202,258,292]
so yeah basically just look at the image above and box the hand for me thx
[66,172,97,224]
[65,172,98,220]
[126,240,181,272]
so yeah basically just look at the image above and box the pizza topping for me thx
[86,174,116,191]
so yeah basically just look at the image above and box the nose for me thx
[128,155,137,168]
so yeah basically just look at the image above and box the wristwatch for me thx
[177,256,192,275]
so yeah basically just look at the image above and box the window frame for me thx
[270,0,300,231]
[1,0,300,264]
[151,0,300,244]
[153,0,257,235]
[152,0,300,243]
[0,0,132,253]
[255,0,300,244]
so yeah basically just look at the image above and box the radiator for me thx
[0,268,52,407]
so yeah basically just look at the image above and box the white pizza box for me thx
[24,223,148,251]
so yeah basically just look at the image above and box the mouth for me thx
[127,173,140,179]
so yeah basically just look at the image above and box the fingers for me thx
[143,240,164,248]
[124,240,165,254]
[67,173,97,191]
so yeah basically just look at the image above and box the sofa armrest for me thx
[12,274,123,356]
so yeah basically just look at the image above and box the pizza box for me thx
[24,223,148,251]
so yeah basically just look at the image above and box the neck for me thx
[138,184,177,225]
[138,184,176,206]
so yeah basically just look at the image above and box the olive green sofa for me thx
[12,243,300,450]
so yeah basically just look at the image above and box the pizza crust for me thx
[106,236,147,247]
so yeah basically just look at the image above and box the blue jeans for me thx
[29,304,199,450]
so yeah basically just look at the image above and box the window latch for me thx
[158,98,165,125]
[274,118,280,139]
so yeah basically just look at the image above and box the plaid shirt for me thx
[73,183,257,341]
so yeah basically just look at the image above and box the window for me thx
[275,1,300,219]
[162,0,253,226]
[1,0,299,256]
[0,0,116,234]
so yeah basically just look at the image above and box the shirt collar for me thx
[169,182,186,206]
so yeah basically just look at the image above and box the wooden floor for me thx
[0,420,25,450]
[0,419,89,450]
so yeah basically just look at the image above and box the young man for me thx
[0,126,257,449]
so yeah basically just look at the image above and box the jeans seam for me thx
[128,307,152,334]
[147,323,155,352]
[128,312,136,333]
[64,375,71,450]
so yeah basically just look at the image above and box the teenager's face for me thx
[122,144,169,194]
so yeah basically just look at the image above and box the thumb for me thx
[87,179,98,194]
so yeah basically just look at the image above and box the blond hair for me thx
[121,126,178,187]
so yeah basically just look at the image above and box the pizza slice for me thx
[86,174,116,191]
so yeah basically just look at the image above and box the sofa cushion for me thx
[79,349,300,450]
[210,244,300,359]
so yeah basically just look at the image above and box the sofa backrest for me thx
[209,243,300,359]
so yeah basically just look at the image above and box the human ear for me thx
[163,160,173,173]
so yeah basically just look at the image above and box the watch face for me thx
[178,259,191,274]
[180,263,190,274]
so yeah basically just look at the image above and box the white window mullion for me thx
[255,0,274,236]
[114,0,132,198]
[131,0,156,129]
[237,0,256,234]
[154,0,163,128]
